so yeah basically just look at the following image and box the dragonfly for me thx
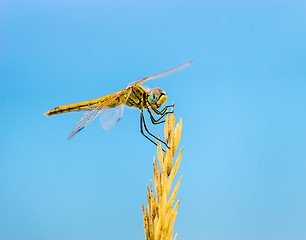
[45,61,193,148]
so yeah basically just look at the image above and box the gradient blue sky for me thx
[1,1,306,240]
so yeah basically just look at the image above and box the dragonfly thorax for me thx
[148,88,167,108]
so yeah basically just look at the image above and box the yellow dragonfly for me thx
[45,61,192,148]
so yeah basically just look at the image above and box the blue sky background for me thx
[1,0,306,239]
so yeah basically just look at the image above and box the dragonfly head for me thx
[148,88,167,108]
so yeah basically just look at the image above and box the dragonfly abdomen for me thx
[45,99,100,116]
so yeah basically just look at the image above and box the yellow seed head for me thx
[142,112,183,240]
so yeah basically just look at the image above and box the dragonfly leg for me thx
[146,108,168,125]
[140,110,169,151]
[147,104,174,125]
[152,104,174,115]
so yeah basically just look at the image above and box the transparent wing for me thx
[99,105,124,130]
[67,88,132,139]
[128,61,193,87]
[99,87,132,130]
[67,105,103,139]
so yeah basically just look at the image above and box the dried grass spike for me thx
[142,113,183,240]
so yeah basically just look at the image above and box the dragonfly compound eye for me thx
[149,88,167,108]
